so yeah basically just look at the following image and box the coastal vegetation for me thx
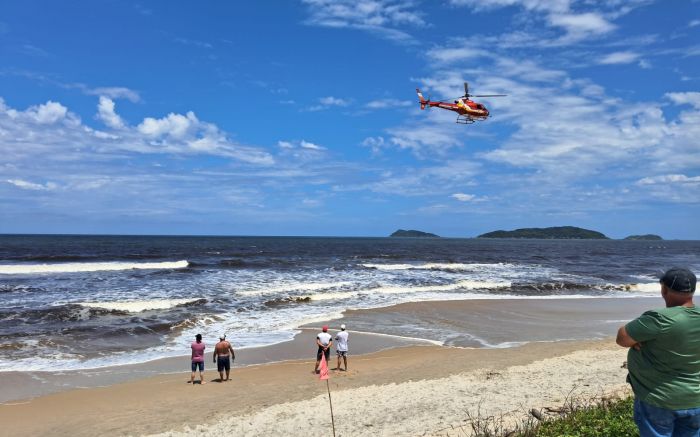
[389,229,440,238]
[478,226,608,240]
[624,234,663,240]
[463,395,636,436]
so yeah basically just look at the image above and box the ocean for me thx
[1,235,698,372]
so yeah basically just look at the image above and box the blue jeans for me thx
[634,399,700,437]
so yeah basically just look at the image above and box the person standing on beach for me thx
[335,324,349,371]
[190,333,206,385]
[617,267,700,437]
[314,325,332,374]
[213,334,235,382]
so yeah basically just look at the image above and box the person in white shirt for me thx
[314,325,333,374]
[335,324,349,371]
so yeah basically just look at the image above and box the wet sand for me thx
[0,296,657,436]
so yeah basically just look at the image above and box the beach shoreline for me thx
[1,296,656,404]
[0,296,656,436]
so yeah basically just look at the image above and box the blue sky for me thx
[1,0,699,238]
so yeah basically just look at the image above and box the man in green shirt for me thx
[617,267,700,437]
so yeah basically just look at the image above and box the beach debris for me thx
[621,361,628,369]
[485,370,501,380]
[529,408,544,421]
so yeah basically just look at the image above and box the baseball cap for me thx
[322,325,328,332]
[340,324,346,330]
[660,267,696,293]
[219,334,226,340]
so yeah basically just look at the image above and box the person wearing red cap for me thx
[314,325,333,374]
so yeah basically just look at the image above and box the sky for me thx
[0,0,699,239]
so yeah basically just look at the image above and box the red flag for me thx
[319,350,330,380]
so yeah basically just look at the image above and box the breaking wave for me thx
[0,260,189,275]
[78,298,204,313]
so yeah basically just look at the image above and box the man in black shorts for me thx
[213,334,235,382]
[314,325,332,374]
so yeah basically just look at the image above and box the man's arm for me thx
[229,344,235,360]
[616,325,640,350]
[213,345,218,363]
[325,340,333,350]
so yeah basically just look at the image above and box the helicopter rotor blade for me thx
[473,94,507,97]
[463,82,470,98]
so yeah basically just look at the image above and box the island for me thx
[624,234,663,240]
[478,226,608,239]
[389,229,440,238]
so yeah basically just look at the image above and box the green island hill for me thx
[478,226,608,239]
[623,234,663,240]
[389,229,440,238]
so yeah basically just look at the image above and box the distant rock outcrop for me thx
[389,229,440,238]
[624,234,663,240]
[478,226,608,239]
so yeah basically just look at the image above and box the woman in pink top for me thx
[190,333,206,385]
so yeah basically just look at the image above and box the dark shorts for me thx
[336,350,347,357]
[317,346,330,361]
[217,356,231,372]
[191,361,204,372]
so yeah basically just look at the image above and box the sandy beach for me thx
[0,297,655,436]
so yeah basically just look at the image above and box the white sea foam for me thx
[78,298,201,313]
[238,281,352,296]
[361,262,518,272]
[304,291,358,301]
[0,260,189,275]
[624,282,659,293]
[364,280,511,295]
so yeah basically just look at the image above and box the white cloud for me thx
[0,96,274,165]
[6,179,57,191]
[138,111,198,139]
[300,140,325,150]
[636,175,700,186]
[689,20,700,28]
[97,97,125,129]
[307,96,352,111]
[24,101,68,124]
[86,87,140,102]
[599,51,640,65]
[452,193,475,201]
[666,92,700,108]
[365,99,412,109]
[301,0,426,42]
[319,96,350,106]
[548,12,615,38]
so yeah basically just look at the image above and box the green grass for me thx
[521,396,638,437]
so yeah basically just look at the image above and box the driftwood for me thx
[530,409,544,421]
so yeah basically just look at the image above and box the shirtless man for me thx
[213,334,236,382]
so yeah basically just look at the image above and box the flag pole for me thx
[326,379,336,437]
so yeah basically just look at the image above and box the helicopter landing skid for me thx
[456,115,476,124]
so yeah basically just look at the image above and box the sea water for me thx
[0,235,697,371]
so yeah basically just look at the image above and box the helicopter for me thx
[416,82,506,124]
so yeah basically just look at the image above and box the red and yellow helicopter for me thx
[416,82,506,124]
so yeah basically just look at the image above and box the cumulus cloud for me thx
[24,100,69,124]
[0,96,274,165]
[666,92,700,108]
[97,96,125,129]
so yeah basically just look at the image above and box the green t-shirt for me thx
[626,305,700,410]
